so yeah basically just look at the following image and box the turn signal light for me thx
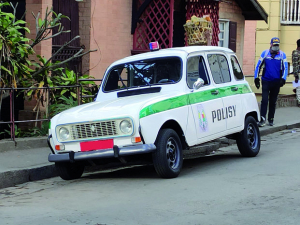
[55,145,65,151]
[131,137,142,143]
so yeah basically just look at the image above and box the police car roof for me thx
[110,46,234,66]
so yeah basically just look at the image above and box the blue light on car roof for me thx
[149,41,159,51]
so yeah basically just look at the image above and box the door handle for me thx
[231,87,238,91]
[211,90,219,95]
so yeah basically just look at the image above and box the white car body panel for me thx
[48,46,260,161]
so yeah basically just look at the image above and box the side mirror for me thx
[193,78,205,90]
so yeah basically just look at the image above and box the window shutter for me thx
[229,21,237,52]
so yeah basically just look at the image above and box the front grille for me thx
[70,121,118,140]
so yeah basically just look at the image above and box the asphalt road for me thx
[1,128,300,225]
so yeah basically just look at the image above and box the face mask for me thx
[271,45,279,51]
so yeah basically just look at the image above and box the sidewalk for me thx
[0,107,299,189]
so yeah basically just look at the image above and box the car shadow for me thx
[82,152,245,180]
[83,164,158,179]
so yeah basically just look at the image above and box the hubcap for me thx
[247,123,258,149]
[166,137,179,169]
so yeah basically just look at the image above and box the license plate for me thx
[80,139,113,152]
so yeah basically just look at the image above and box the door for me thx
[52,0,81,74]
[207,53,242,131]
[187,55,226,142]
[222,55,244,130]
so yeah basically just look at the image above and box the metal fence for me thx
[0,79,102,142]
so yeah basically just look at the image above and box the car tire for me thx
[55,162,85,180]
[236,116,261,157]
[152,129,183,178]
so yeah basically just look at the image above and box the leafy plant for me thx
[51,67,96,102]
[0,2,33,88]
[0,3,97,139]
[0,2,33,115]
[49,95,78,116]
[28,120,49,137]
[0,124,27,138]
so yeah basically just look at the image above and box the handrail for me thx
[0,79,99,142]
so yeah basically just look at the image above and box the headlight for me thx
[59,127,70,140]
[119,120,132,134]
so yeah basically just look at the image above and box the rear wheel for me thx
[236,116,260,157]
[55,162,85,180]
[152,129,183,178]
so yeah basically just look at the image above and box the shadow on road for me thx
[82,152,246,180]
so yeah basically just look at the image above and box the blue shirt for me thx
[254,50,288,81]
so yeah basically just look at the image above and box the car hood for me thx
[53,91,180,125]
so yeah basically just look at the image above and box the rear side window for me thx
[207,54,231,84]
[187,56,210,88]
[230,56,244,80]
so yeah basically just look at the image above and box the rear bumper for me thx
[48,143,156,163]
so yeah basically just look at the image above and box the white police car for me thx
[48,45,261,180]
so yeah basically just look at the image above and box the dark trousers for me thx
[261,79,281,122]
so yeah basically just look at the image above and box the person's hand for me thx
[295,75,299,83]
[280,78,286,87]
[254,78,260,89]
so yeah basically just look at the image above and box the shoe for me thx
[258,116,266,127]
[268,119,274,126]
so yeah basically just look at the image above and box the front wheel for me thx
[236,116,261,157]
[55,162,85,180]
[152,129,183,178]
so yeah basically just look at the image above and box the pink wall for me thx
[243,21,257,76]
[79,0,92,75]
[89,0,133,79]
[25,0,254,79]
[219,0,245,62]
[25,0,52,111]
[26,0,52,61]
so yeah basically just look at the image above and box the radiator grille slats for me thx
[70,121,118,140]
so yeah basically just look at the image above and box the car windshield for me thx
[103,57,182,92]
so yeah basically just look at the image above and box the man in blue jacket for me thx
[254,37,288,126]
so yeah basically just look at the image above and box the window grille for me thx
[281,0,300,24]
[132,0,174,53]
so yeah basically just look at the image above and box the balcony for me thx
[281,0,300,24]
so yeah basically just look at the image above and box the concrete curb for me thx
[0,165,57,189]
[1,122,300,189]
[0,136,48,152]
[260,122,300,136]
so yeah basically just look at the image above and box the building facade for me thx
[245,0,298,95]
[25,0,266,81]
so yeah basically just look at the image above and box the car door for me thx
[206,53,243,132]
[221,54,244,131]
[187,54,226,142]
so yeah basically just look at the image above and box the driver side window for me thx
[187,56,210,89]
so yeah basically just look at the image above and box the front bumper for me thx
[48,142,156,163]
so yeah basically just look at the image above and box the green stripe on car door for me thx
[139,84,251,118]
[139,95,189,119]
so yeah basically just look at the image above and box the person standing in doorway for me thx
[254,37,288,126]
[292,39,300,105]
